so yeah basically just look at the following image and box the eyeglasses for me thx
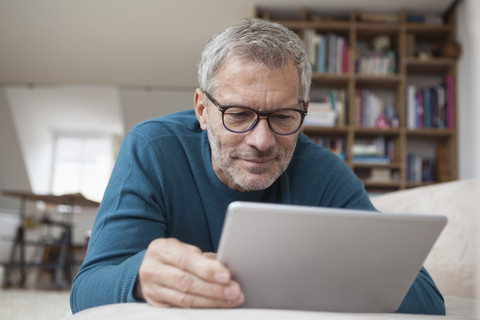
[204,91,307,135]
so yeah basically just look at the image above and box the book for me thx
[407,153,435,183]
[336,90,346,126]
[368,168,392,183]
[356,50,396,75]
[424,87,431,128]
[353,137,393,164]
[415,90,424,128]
[445,75,455,129]
[306,31,348,74]
[355,89,395,128]
[407,153,421,183]
[304,102,335,127]
[406,78,452,129]
[306,90,346,127]
[406,85,416,129]
[310,136,345,160]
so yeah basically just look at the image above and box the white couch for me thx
[371,178,479,318]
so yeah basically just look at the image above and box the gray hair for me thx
[198,18,311,101]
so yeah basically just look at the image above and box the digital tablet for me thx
[217,201,447,313]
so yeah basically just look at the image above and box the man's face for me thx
[195,58,304,192]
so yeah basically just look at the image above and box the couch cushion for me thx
[370,178,479,299]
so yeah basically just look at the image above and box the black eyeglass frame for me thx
[203,91,307,136]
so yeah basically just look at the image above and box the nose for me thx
[244,117,276,151]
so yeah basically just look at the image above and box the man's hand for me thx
[136,238,244,308]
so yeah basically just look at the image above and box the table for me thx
[1,190,99,288]
[63,296,478,320]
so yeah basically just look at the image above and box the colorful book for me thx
[445,75,455,129]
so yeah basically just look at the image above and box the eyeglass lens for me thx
[223,107,302,134]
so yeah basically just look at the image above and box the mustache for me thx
[230,147,281,159]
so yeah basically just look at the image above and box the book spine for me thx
[407,85,416,129]
[316,34,324,73]
[328,33,336,73]
[437,86,445,129]
[343,44,349,73]
[445,75,455,129]
[415,91,424,128]
[423,88,431,128]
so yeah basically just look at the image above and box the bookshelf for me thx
[255,7,458,193]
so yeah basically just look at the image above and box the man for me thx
[70,19,445,314]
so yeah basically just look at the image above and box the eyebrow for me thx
[216,98,304,110]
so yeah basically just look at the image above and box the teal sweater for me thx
[70,110,445,315]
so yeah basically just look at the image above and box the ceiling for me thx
[0,0,456,89]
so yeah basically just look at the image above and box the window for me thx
[51,134,116,202]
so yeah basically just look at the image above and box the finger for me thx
[153,263,242,301]
[146,284,245,308]
[203,252,217,260]
[140,238,243,306]
[152,238,231,284]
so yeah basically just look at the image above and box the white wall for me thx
[457,0,480,179]
[120,87,194,132]
[0,88,31,211]
[5,85,124,194]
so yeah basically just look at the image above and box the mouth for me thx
[231,149,280,170]
[242,157,275,167]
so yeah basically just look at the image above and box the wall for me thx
[120,87,194,132]
[0,88,31,210]
[5,85,124,194]
[457,0,480,179]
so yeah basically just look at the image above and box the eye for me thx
[224,108,255,122]
[271,110,296,122]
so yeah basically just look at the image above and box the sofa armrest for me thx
[370,179,480,299]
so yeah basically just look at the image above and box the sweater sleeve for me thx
[397,267,446,315]
[70,129,168,313]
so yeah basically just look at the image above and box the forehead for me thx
[214,57,300,106]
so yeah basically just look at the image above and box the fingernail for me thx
[214,272,229,283]
[228,292,244,305]
[224,283,239,298]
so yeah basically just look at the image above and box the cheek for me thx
[209,122,242,149]
[277,136,297,151]
[220,133,244,150]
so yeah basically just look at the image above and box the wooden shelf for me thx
[406,128,455,138]
[406,23,454,35]
[354,127,401,136]
[355,74,403,87]
[307,20,351,31]
[275,21,306,31]
[257,8,458,191]
[352,161,402,168]
[355,23,400,36]
[302,125,349,135]
[362,180,402,188]
[404,57,455,74]
[311,73,351,86]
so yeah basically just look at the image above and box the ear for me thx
[194,88,208,131]
[304,98,309,112]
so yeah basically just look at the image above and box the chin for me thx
[234,175,276,191]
